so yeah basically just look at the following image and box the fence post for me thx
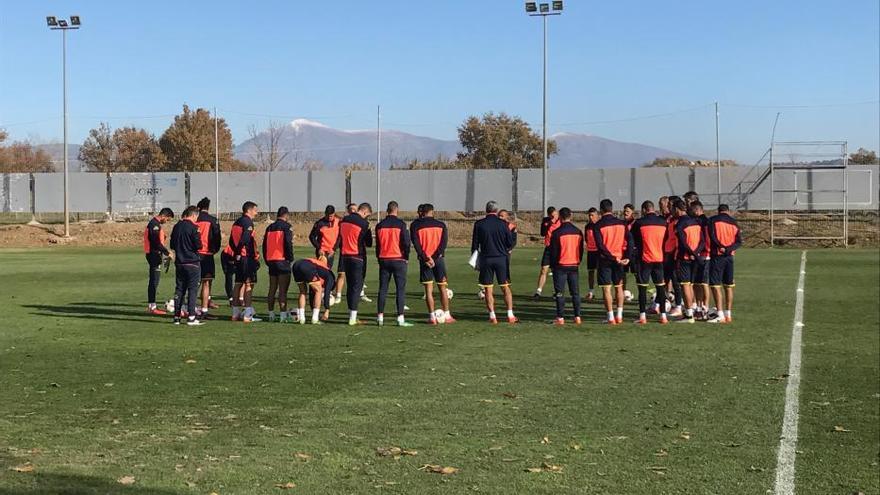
[465,168,475,213]
[2,174,9,213]
[29,173,36,222]
[511,168,519,212]
[106,172,113,220]
[307,170,313,212]
[629,168,637,206]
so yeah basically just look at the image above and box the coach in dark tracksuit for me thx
[471,201,517,324]
[170,206,204,325]
[339,202,373,325]
[375,201,412,326]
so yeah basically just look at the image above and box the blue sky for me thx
[1,0,877,162]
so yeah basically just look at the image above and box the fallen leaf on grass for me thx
[767,373,790,382]
[748,465,765,473]
[679,431,691,440]
[526,462,564,473]
[540,436,551,444]
[376,446,417,458]
[10,463,34,473]
[117,475,136,485]
[294,452,311,461]
[275,482,296,489]
[569,442,582,451]
[419,464,458,475]
[184,359,197,364]
[832,425,852,433]
[654,448,668,457]
[502,392,518,399]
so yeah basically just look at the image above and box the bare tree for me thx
[248,121,292,172]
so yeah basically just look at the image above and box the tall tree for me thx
[78,123,115,171]
[247,121,291,171]
[457,112,557,169]
[0,131,55,173]
[849,148,878,165]
[159,104,238,171]
[79,123,166,172]
[114,127,166,172]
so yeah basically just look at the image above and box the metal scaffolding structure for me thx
[769,141,849,246]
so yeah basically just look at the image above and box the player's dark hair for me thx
[346,203,357,212]
[546,206,556,215]
[623,203,634,211]
[599,198,613,213]
[587,207,598,214]
[641,200,654,211]
[242,201,257,213]
[182,205,199,219]
[422,203,434,214]
[386,201,399,214]
[324,204,335,216]
[683,191,699,204]
[718,204,730,213]
[197,197,210,210]
[158,207,174,218]
[559,207,572,220]
[690,200,703,211]
[358,202,372,213]
[672,199,687,212]
[669,195,681,204]
[277,206,289,218]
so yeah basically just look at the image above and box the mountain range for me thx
[234,119,696,169]
[35,119,695,171]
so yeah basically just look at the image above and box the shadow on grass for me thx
[22,304,167,325]
[0,473,183,494]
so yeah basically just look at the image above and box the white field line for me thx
[773,250,807,495]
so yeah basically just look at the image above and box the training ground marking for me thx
[773,250,807,495]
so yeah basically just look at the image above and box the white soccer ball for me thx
[624,290,633,302]
[165,299,175,313]
[433,309,447,324]
[446,288,454,300]
[478,288,486,300]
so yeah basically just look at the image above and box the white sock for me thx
[188,315,197,322]
[297,308,305,321]
[507,309,515,318]
[349,310,357,321]
[312,308,320,322]
[607,311,615,321]
[639,312,646,320]
[535,288,542,294]
[444,310,452,319]
[397,314,405,324]
[588,290,594,297]
[724,310,732,318]
[268,311,275,320]
[616,307,623,319]
[686,308,693,318]
[489,311,496,319]
[201,307,209,313]
[377,313,384,322]
[149,302,158,310]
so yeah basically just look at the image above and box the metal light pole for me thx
[47,15,80,237]
[715,101,721,206]
[376,105,381,220]
[526,2,562,211]
[214,107,220,213]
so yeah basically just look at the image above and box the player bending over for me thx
[292,255,335,324]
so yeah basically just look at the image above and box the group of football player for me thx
[142,189,740,326]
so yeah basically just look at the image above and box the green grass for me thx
[0,247,877,494]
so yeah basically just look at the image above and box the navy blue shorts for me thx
[420,257,448,284]
[541,247,552,267]
[676,259,695,285]
[267,260,292,277]
[479,256,510,287]
[235,257,259,284]
[587,251,598,270]
[199,255,215,280]
[597,258,623,287]
[637,261,664,286]
[710,256,735,287]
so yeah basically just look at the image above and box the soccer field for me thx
[1,247,877,495]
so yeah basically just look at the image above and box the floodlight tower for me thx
[525,2,562,212]
[46,15,81,238]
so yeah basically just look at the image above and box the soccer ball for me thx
[623,290,633,302]
[446,288,454,300]
[165,299,175,313]
[433,309,447,324]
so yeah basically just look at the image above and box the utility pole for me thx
[376,105,381,221]
[715,101,721,206]
[214,107,220,214]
